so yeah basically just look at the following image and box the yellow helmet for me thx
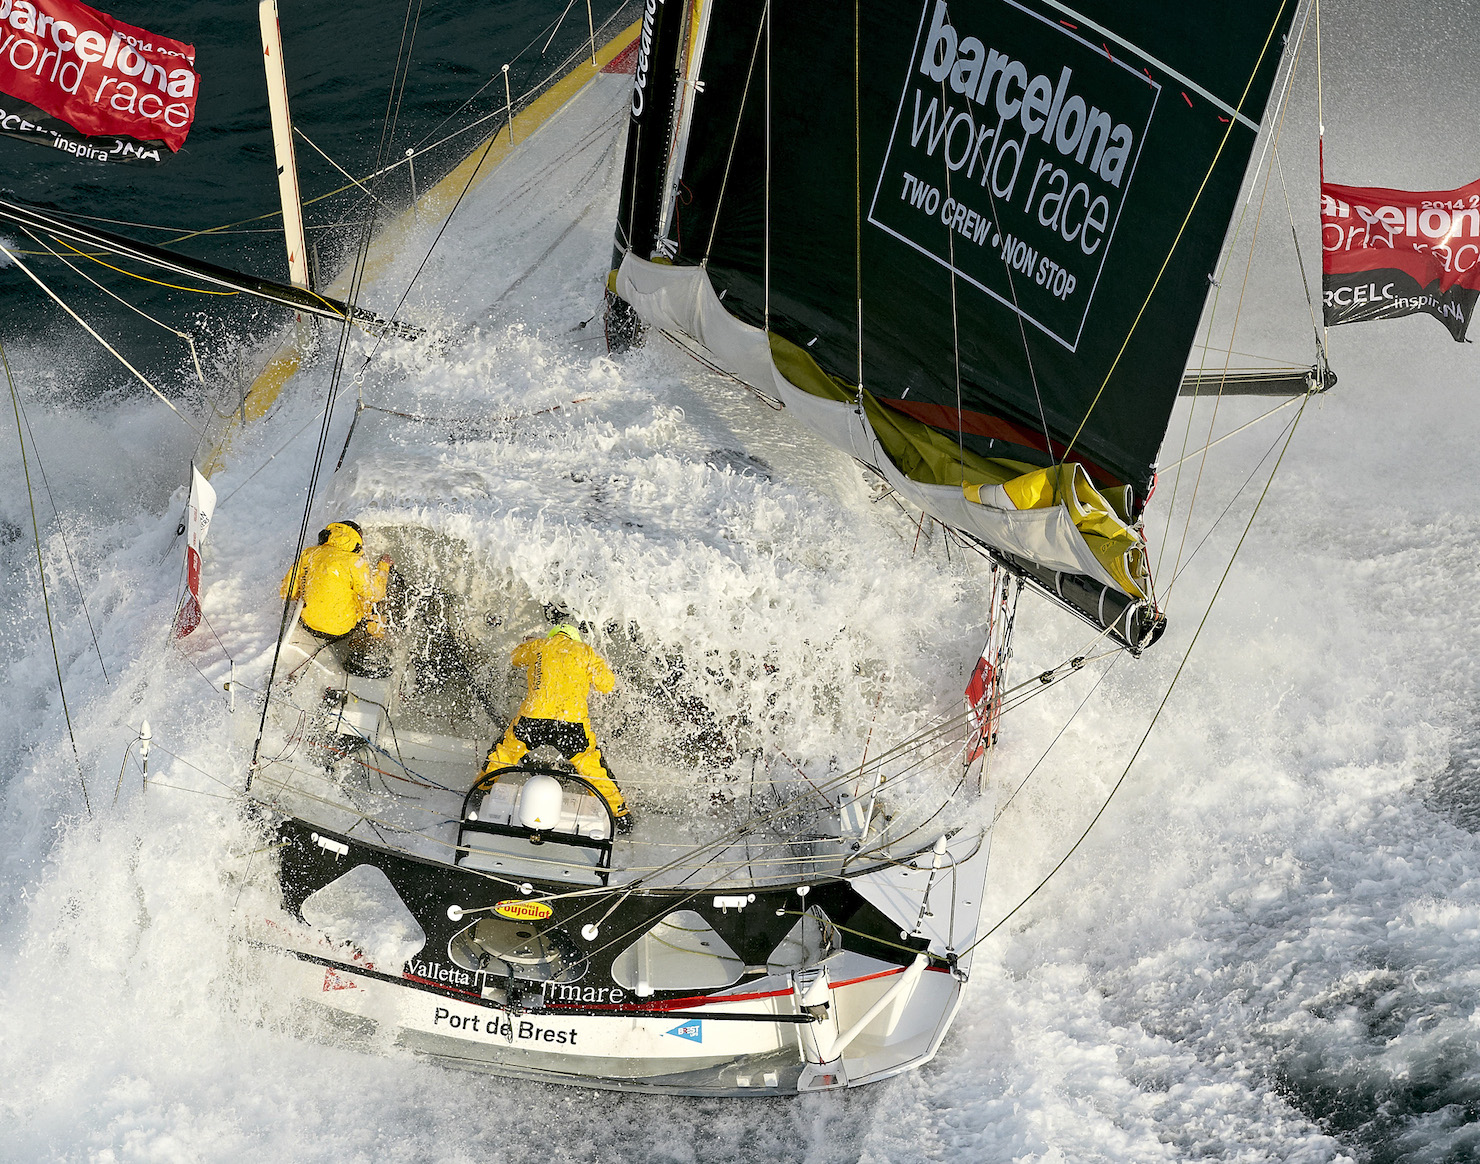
[547,624,582,642]
[320,521,364,553]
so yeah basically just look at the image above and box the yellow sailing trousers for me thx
[482,716,627,818]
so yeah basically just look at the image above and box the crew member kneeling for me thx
[482,625,628,826]
[280,520,392,675]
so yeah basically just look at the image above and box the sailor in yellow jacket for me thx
[482,625,627,822]
[280,521,392,671]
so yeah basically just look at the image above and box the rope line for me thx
[45,238,238,295]
[43,237,208,383]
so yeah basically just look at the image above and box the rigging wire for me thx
[0,240,203,437]
[294,127,397,214]
[1159,394,1300,472]
[963,391,1312,959]
[701,3,767,267]
[1162,11,1312,610]
[541,0,582,56]
[1167,407,1301,589]
[1154,0,1315,580]
[39,237,208,384]
[12,389,110,684]
[991,655,1122,828]
[1187,342,1311,366]
[1061,0,1293,463]
[1,337,92,817]
[383,0,427,154]
[1273,143,1325,346]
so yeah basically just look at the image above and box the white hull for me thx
[265,937,970,1094]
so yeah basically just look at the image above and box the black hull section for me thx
[275,815,929,1012]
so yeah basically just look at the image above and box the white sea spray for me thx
[3,5,1480,1160]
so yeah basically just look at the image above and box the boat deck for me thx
[249,599,890,892]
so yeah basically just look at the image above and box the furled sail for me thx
[608,0,1302,650]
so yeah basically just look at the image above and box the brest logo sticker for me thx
[868,0,1159,350]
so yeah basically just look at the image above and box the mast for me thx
[606,0,688,349]
[657,1,717,249]
[259,0,311,290]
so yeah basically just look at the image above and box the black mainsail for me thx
[607,0,1302,650]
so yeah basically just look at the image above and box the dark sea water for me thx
[0,0,634,384]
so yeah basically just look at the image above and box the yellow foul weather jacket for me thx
[510,634,616,726]
[280,522,389,637]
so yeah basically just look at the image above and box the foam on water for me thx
[5,5,1480,1160]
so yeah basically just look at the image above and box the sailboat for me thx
[216,0,1326,1095]
[3,0,1325,1096]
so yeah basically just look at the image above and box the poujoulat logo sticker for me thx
[493,898,554,922]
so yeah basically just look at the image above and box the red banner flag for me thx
[0,0,199,159]
[1322,176,1480,342]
